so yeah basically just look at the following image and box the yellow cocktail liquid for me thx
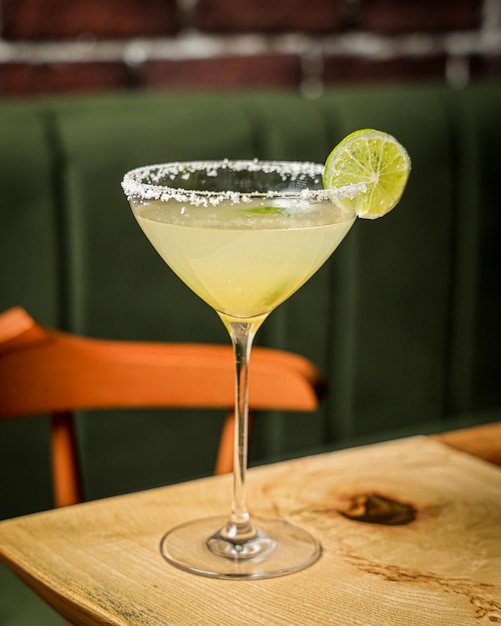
[134,201,354,320]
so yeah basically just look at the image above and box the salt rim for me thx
[121,159,366,207]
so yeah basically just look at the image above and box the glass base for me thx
[160,515,321,580]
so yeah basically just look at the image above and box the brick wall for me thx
[0,0,500,97]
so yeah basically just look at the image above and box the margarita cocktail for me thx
[131,166,357,324]
[122,133,410,580]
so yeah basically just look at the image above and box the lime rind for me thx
[323,129,411,219]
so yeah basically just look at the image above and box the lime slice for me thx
[323,129,411,219]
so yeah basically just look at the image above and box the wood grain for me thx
[1,436,500,625]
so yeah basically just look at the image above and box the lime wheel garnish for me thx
[324,129,411,219]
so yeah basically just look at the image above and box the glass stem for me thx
[219,315,266,543]
[231,321,253,532]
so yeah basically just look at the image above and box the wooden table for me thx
[1,431,501,625]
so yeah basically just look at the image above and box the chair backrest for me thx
[0,307,325,507]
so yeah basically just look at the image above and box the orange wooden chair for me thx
[0,306,325,509]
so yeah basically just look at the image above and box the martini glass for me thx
[122,160,361,579]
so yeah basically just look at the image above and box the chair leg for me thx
[50,411,83,507]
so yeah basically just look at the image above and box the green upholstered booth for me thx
[1,82,500,624]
